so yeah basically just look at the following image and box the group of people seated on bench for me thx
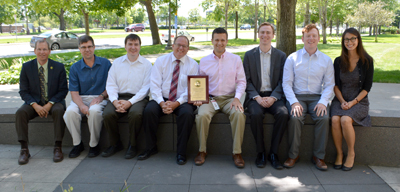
[15,23,374,172]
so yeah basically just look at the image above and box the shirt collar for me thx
[170,52,187,65]
[301,47,320,57]
[37,60,48,70]
[259,47,272,55]
[80,55,101,69]
[122,54,144,65]
[212,50,226,59]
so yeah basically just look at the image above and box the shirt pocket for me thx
[179,74,188,86]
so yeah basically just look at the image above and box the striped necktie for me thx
[39,66,47,104]
[168,60,180,101]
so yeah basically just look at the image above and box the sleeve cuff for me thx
[177,97,186,105]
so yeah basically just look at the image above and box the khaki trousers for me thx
[196,94,246,154]
[63,96,107,147]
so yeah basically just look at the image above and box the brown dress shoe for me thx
[18,148,31,165]
[194,152,207,165]
[53,147,64,163]
[283,156,299,168]
[312,156,328,171]
[232,154,245,168]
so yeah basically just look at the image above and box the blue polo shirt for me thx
[68,55,111,95]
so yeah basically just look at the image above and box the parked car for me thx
[161,30,195,43]
[125,23,146,32]
[240,24,251,30]
[30,31,79,50]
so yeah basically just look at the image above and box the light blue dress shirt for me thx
[282,48,334,106]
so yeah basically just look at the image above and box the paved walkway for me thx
[0,45,399,192]
[0,144,399,192]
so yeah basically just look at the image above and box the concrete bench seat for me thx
[0,107,399,166]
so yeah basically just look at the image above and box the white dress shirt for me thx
[106,54,152,104]
[282,48,334,106]
[260,48,272,92]
[150,52,198,104]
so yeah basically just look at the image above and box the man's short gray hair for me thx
[34,39,51,50]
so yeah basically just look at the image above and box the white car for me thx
[161,30,195,43]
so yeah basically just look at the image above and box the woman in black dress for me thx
[331,28,374,171]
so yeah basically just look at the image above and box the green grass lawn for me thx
[192,38,277,46]
[0,38,31,44]
[193,42,400,83]
[0,44,198,68]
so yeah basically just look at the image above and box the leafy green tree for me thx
[346,0,395,42]
[188,8,201,24]
[0,4,15,33]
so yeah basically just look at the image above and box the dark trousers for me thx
[142,100,196,156]
[247,93,289,154]
[102,94,148,147]
[15,103,66,143]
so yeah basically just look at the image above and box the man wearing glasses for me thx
[138,35,198,165]
[64,35,111,158]
[102,34,152,159]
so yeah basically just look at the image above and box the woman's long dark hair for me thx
[340,28,373,72]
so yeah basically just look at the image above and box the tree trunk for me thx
[235,11,238,39]
[264,5,266,22]
[277,0,297,56]
[254,0,258,42]
[378,25,381,35]
[329,19,332,36]
[373,25,375,36]
[38,16,41,33]
[374,25,378,42]
[336,18,339,36]
[369,25,372,36]
[82,10,90,36]
[140,0,161,45]
[304,1,310,26]
[0,24,2,33]
[54,8,66,30]
[224,0,229,30]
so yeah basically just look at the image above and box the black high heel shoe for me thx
[342,155,355,171]
[333,164,342,169]
[333,154,343,170]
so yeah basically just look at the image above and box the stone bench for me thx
[0,107,399,167]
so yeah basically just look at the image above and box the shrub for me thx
[0,58,25,85]
[52,55,81,79]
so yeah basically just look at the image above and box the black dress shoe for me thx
[88,145,101,158]
[69,142,84,158]
[268,153,283,170]
[125,145,137,159]
[101,142,123,157]
[255,152,267,168]
[176,154,187,165]
[137,147,158,160]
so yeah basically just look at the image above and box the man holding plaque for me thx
[243,22,289,170]
[194,27,247,168]
[138,35,198,165]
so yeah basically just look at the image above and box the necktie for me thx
[39,66,47,104]
[168,60,180,101]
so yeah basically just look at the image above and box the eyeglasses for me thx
[344,37,357,43]
[79,45,94,50]
[174,44,188,49]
